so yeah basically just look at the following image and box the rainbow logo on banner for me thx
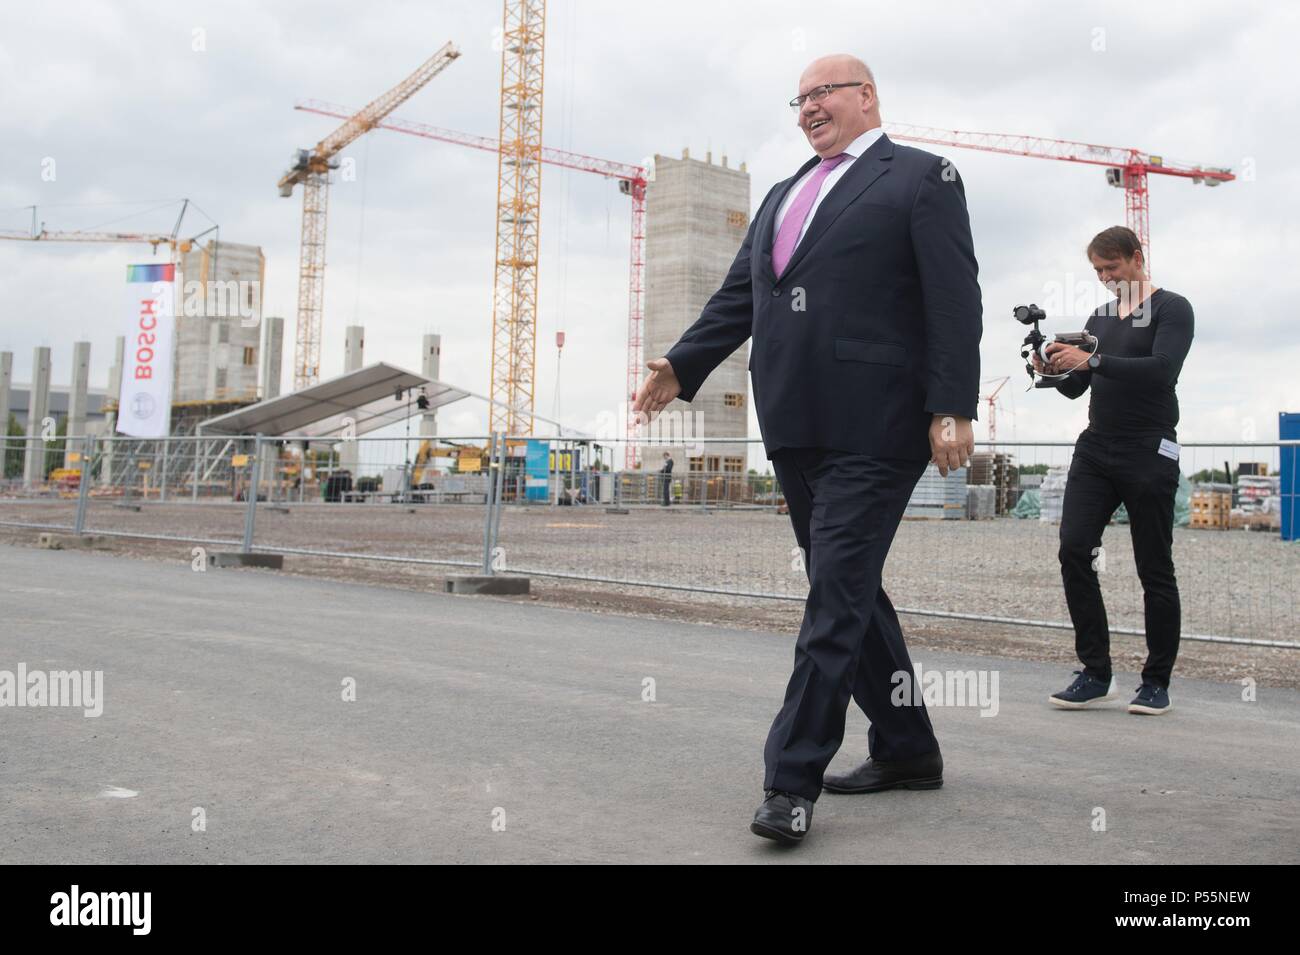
[124,263,175,283]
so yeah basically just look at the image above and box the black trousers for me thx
[1058,429,1181,688]
[767,448,938,801]
[660,472,672,506]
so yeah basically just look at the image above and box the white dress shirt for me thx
[773,125,885,250]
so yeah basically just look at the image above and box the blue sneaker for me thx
[1128,683,1172,715]
[1049,670,1117,708]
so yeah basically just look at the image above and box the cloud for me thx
[1,0,1296,476]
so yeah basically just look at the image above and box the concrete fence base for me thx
[444,575,531,595]
[208,552,285,569]
[37,533,104,550]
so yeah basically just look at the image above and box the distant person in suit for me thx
[633,54,983,844]
[659,452,674,506]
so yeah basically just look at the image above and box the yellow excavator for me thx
[410,440,489,486]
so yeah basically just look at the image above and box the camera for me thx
[1015,304,1095,387]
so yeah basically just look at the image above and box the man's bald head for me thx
[794,54,881,158]
[800,54,875,91]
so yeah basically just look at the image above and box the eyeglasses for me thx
[788,82,864,112]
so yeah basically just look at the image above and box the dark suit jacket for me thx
[664,133,982,462]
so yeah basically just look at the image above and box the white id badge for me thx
[1157,438,1180,461]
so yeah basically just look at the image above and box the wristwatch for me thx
[1087,353,1101,370]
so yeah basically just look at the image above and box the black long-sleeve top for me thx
[1052,288,1194,441]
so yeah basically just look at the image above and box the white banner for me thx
[117,263,175,438]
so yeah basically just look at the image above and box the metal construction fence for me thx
[2,432,1297,649]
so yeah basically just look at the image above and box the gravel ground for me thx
[3,496,1295,689]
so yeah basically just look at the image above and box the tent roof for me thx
[197,362,470,438]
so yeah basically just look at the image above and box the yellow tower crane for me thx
[489,1,546,436]
[277,41,461,392]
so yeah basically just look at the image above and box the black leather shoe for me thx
[749,789,815,845]
[821,750,944,794]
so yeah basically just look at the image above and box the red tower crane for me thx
[980,376,1011,447]
[884,123,1235,272]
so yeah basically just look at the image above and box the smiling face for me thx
[1089,250,1146,295]
[796,55,877,158]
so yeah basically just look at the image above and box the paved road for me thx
[1,545,1296,864]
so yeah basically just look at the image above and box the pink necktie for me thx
[771,153,848,278]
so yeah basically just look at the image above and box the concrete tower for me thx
[339,325,364,475]
[640,148,751,478]
[174,240,265,404]
[22,346,52,487]
[64,341,91,467]
[420,333,441,438]
[261,316,284,401]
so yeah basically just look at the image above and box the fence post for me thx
[192,435,201,503]
[74,434,93,535]
[160,436,169,502]
[122,444,135,505]
[550,438,558,506]
[480,431,500,574]
[266,441,276,505]
[242,434,261,553]
[489,433,508,561]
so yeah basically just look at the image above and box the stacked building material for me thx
[1038,466,1069,523]
[1231,473,1281,530]
[966,452,1020,514]
[967,484,997,520]
[1237,474,1280,513]
[905,464,967,519]
[1190,484,1232,529]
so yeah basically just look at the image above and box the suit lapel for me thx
[774,133,895,281]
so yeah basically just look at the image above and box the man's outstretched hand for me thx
[929,414,974,476]
[632,357,682,420]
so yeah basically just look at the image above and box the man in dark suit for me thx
[633,54,983,845]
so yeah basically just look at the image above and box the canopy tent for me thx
[197,363,470,439]
[197,361,591,439]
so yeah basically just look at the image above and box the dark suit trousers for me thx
[1058,429,1181,688]
[766,448,939,801]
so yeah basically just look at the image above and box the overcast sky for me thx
[2,0,1296,470]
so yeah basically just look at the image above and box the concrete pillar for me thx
[257,437,278,498]
[106,335,125,407]
[103,336,125,485]
[420,333,441,439]
[261,315,284,401]
[254,315,286,501]
[206,320,224,398]
[64,341,91,468]
[0,352,12,482]
[344,325,364,372]
[23,346,52,487]
[340,325,364,476]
